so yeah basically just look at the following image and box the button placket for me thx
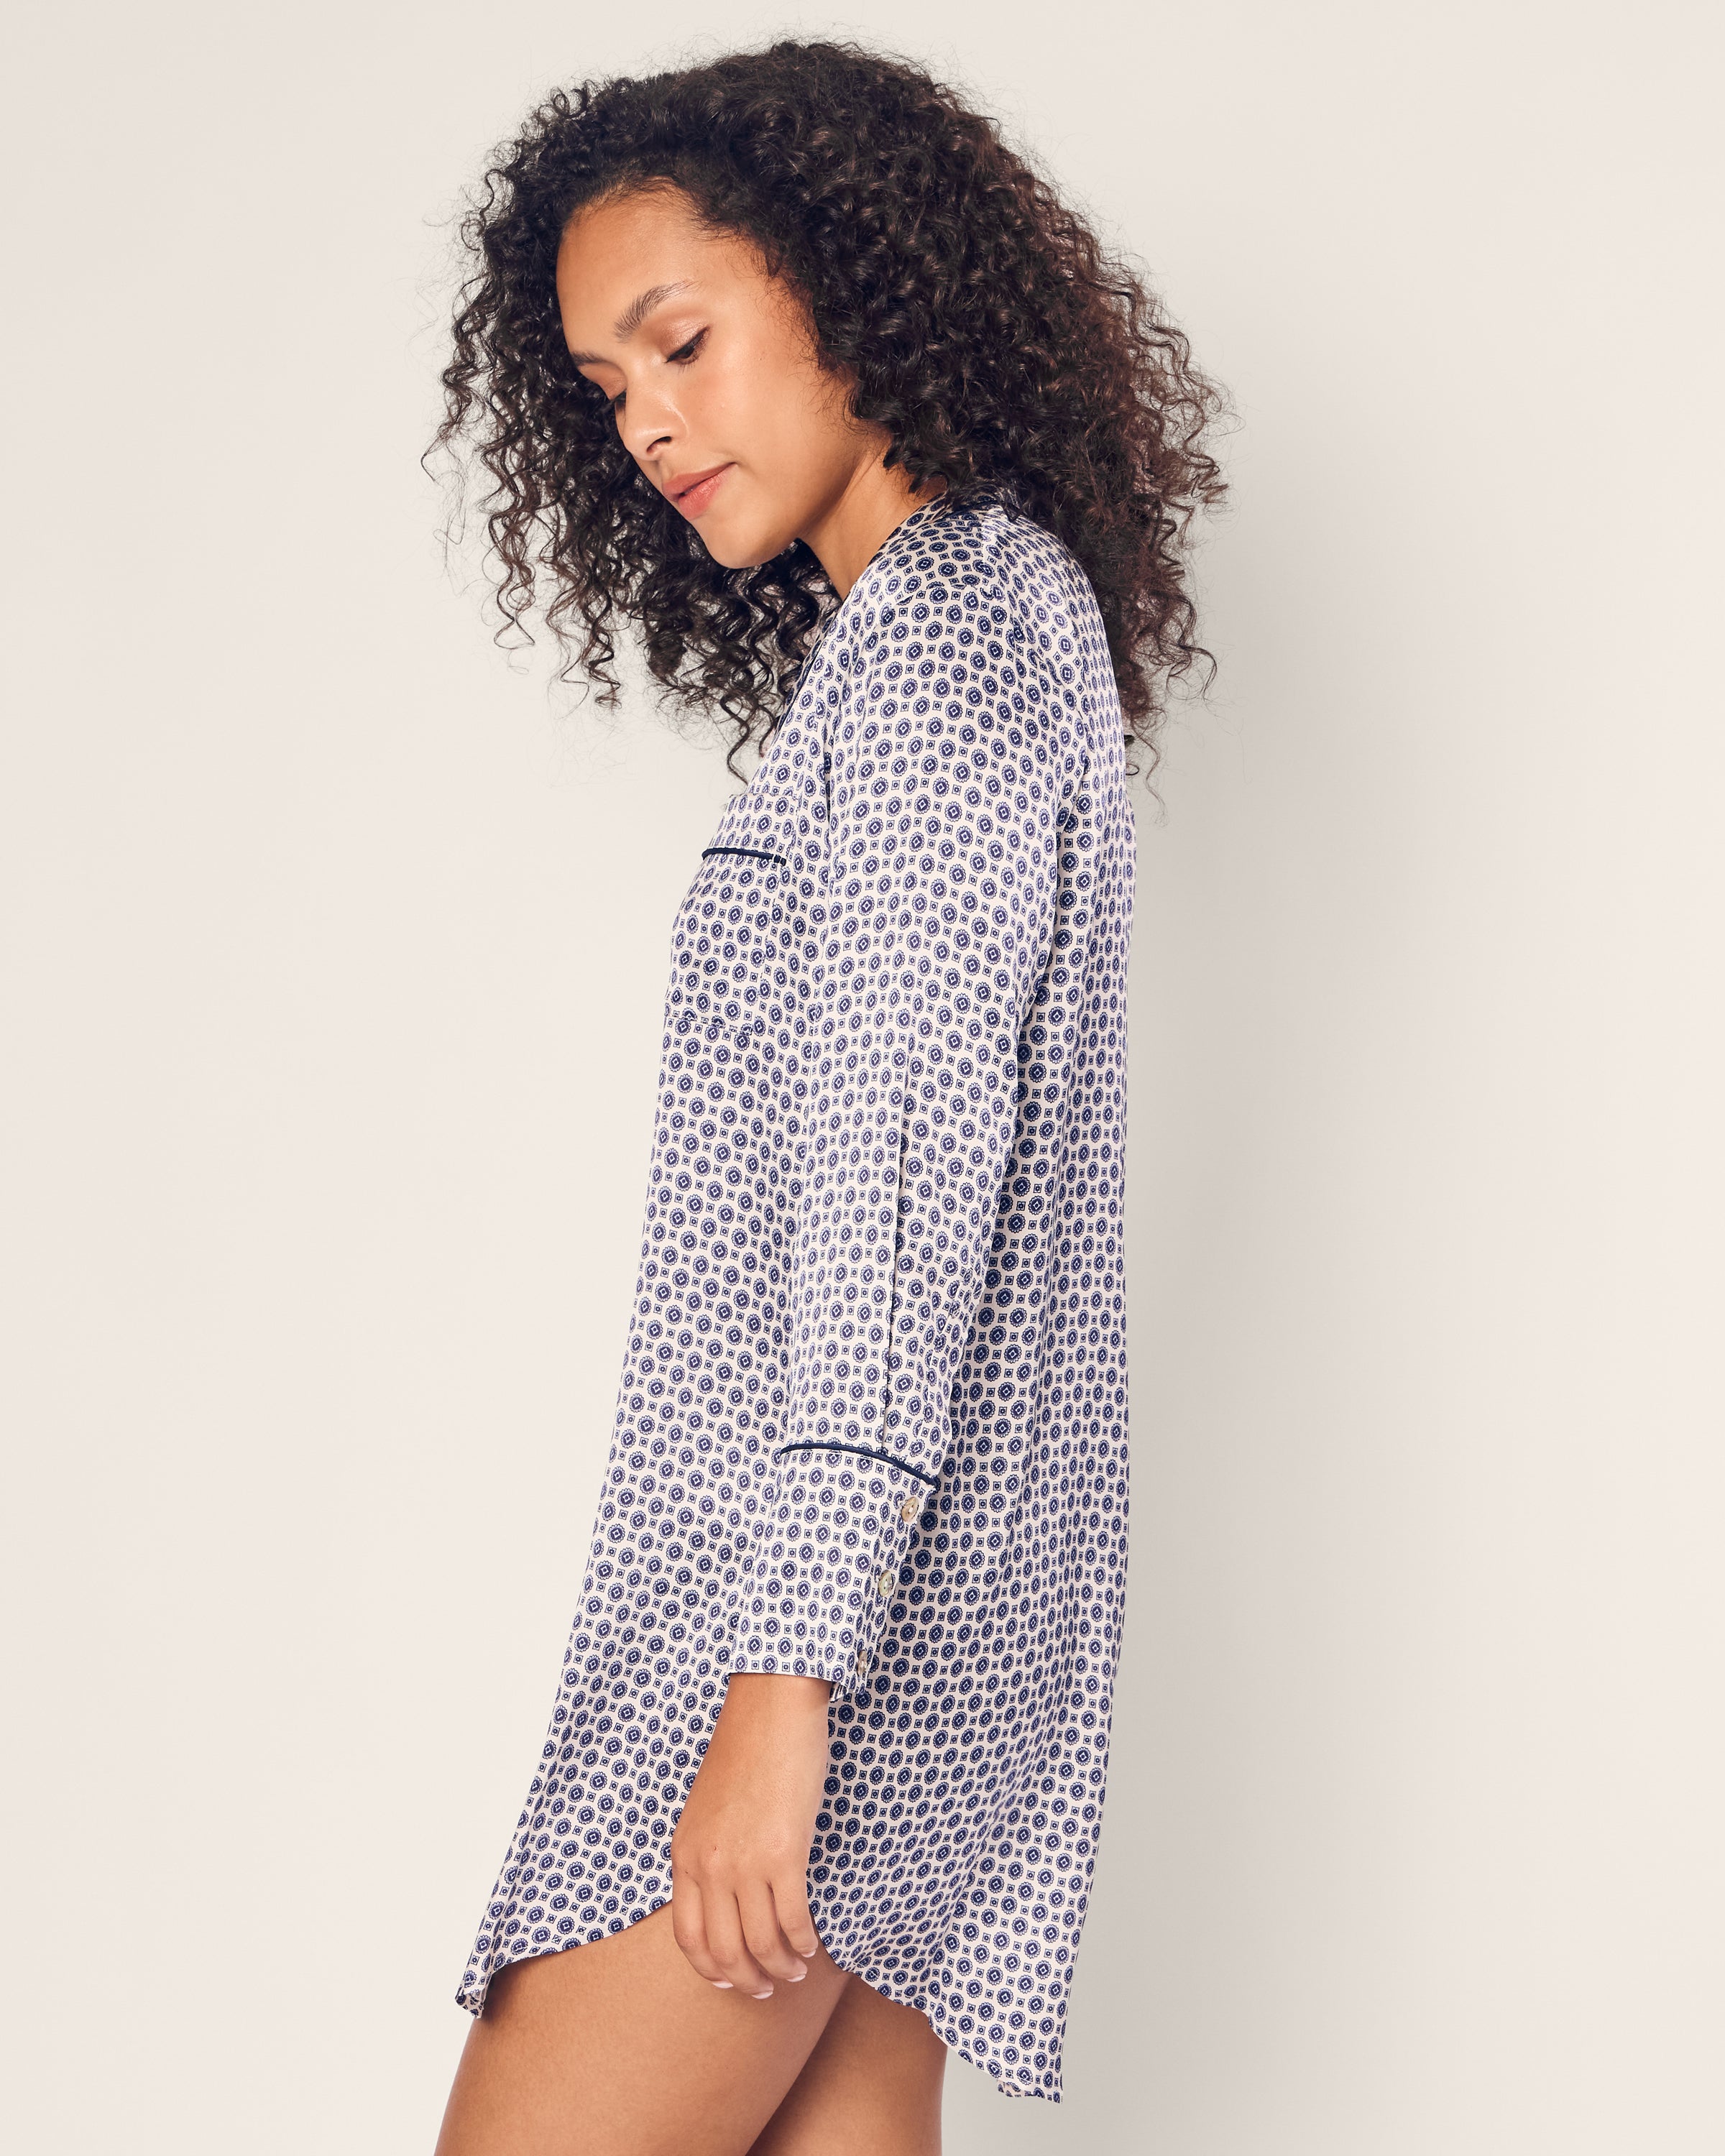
[845,1469,934,1692]
[876,1493,916,1595]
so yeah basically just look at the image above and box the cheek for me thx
[710,335,834,462]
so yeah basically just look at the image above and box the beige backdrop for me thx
[4,2,1721,2150]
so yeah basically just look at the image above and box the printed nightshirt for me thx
[456,486,1134,2102]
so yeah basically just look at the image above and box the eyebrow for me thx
[565,280,696,365]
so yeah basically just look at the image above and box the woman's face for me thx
[555,185,888,574]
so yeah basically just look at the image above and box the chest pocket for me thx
[666,796,801,1069]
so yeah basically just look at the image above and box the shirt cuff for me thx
[722,1447,939,1700]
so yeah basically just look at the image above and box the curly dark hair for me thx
[431,35,1229,776]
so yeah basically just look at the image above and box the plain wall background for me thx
[3,3,1721,2149]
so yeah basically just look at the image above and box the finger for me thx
[702,1880,778,1998]
[770,1869,822,1963]
[668,1870,732,1989]
[737,1875,809,1983]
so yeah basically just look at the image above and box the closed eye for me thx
[604,328,709,415]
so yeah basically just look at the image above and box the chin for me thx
[695,507,799,572]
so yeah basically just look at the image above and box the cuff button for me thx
[899,1496,920,1522]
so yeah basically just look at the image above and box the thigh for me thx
[746,1973,947,2156]
[433,1901,854,2156]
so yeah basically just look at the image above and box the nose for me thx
[617,374,678,467]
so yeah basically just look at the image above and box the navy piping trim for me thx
[702,844,784,865]
[772,1440,939,1488]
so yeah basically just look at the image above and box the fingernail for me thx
[799,1949,818,1958]
[712,1981,733,1989]
[750,1988,773,1999]
[786,1966,806,1981]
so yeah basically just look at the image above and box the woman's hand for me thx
[669,1672,832,1998]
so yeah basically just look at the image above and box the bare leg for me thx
[747,1975,947,2155]
[434,1900,853,2156]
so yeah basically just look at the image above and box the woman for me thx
[429,37,1225,2154]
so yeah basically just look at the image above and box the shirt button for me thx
[876,1568,894,1595]
[899,1496,920,1523]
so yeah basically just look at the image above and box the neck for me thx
[804,459,948,598]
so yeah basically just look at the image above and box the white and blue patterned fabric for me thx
[456,487,1135,2103]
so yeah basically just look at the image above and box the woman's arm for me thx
[668,1671,832,1997]
[671,572,1086,1996]
[727,577,1084,1694]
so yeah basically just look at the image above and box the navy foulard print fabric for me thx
[456,488,1135,2102]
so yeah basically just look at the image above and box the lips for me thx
[667,463,733,517]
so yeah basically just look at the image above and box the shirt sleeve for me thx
[722,573,1085,1696]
